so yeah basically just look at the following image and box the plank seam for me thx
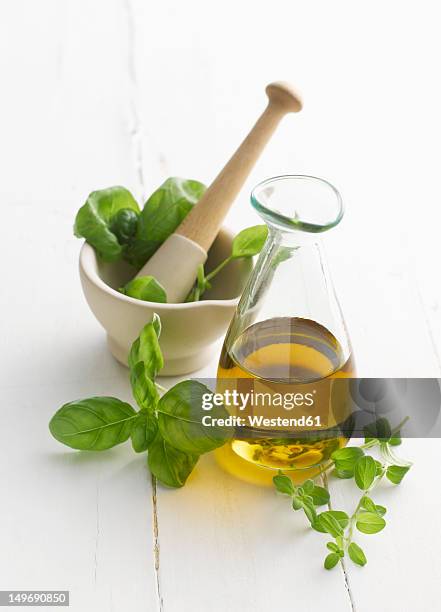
[123,0,147,200]
[151,475,164,612]
[321,471,357,612]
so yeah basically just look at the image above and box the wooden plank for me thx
[153,453,353,612]
[1,0,440,610]
[328,439,441,612]
[130,0,441,610]
[0,1,158,610]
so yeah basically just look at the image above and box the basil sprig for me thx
[75,179,268,304]
[49,314,233,488]
[185,225,268,302]
[75,178,205,268]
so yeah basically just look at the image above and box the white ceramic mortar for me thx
[79,228,252,375]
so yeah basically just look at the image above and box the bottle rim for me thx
[250,174,344,233]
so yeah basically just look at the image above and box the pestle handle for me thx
[175,82,302,252]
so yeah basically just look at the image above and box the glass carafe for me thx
[216,175,354,480]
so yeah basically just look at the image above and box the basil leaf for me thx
[356,512,386,534]
[331,447,364,471]
[74,186,140,261]
[49,397,137,450]
[386,465,410,484]
[151,313,162,338]
[354,456,377,490]
[157,381,233,454]
[120,276,167,303]
[271,245,295,269]
[127,178,206,268]
[131,408,158,453]
[130,360,159,411]
[310,485,330,506]
[326,542,340,553]
[313,511,349,534]
[128,319,163,379]
[231,225,268,259]
[348,542,367,566]
[273,472,295,496]
[109,208,139,246]
[324,553,340,570]
[148,433,198,488]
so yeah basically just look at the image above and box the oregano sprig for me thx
[273,426,412,571]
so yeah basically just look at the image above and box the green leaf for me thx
[148,433,198,488]
[157,381,234,454]
[326,542,340,553]
[314,512,344,537]
[331,447,364,471]
[360,496,376,513]
[309,485,330,506]
[49,397,137,450]
[271,245,295,269]
[363,418,392,443]
[119,276,167,303]
[334,468,355,479]
[130,408,158,453]
[348,542,367,566]
[128,319,164,379]
[301,496,317,525]
[151,312,162,338]
[374,460,384,476]
[231,225,268,258]
[360,497,387,517]
[126,178,206,268]
[292,496,303,510]
[130,360,159,411]
[273,472,295,496]
[389,432,402,446]
[74,186,140,262]
[302,479,315,495]
[314,511,349,534]
[386,465,410,484]
[354,455,377,490]
[324,553,340,570]
[109,208,139,246]
[356,512,386,534]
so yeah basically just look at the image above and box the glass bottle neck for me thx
[269,226,322,249]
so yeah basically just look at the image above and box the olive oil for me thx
[217,317,355,471]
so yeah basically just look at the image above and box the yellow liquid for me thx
[217,317,355,472]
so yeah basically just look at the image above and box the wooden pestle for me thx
[136,82,303,303]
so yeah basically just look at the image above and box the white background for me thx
[0,1,440,610]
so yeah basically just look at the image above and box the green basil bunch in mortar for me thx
[49,315,233,487]
[74,178,268,303]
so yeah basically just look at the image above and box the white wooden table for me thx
[1,1,440,610]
